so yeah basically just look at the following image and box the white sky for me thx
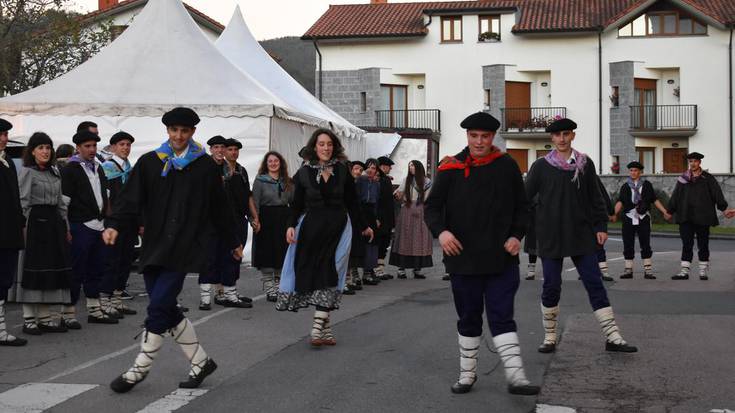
[71,0,423,40]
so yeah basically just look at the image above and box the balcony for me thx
[375,109,441,132]
[500,107,567,138]
[629,105,698,137]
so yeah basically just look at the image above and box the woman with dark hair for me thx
[55,144,75,168]
[253,151,294,302]
[355,158,382,285]
[278,128,372,347]
[16,133,72,334]
[390,160,433,279]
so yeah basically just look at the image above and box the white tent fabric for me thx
[215,6,364,143]
[365,132,401,159]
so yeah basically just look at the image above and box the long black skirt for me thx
[253,205,290,270]
[16,205,72,304]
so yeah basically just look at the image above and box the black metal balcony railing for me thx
[375,109,441,131]
[630,105,697,130]
[500,107,567,132]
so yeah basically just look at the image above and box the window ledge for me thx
[440,40,463,44]
[617,34,708,39]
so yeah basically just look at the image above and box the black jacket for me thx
[377,174,395,233]
[525,157,608,259]
[424,149,529,275]
[668,172,728,226]
[61,162,109,224]
[0,159,24,249]
[106,151,238,274]
[618,180,657,215]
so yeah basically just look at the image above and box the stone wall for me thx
[598,174,735,227]
[609,61,636,168]
[315,68,381,127]
[482,64,507,149]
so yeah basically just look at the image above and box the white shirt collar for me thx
[112,154,128,167]
[174,147,189,159]
[566,152,577,165]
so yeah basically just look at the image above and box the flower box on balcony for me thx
[478,31,500,42]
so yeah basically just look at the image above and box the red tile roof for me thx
[81,0,225,32]
[303,0,735,39]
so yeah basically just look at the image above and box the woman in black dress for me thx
[252,151,293,302]
[16,133,72,334]
[277,129,372,347]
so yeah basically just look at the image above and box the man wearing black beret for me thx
[198,135,228,310]
[526,117,637,354]
[375,156,396,280]
[613,161,671,279]
[100,131,137,317]
[668,152,730,280]
[0,118,27,346]
[104,107,242,393]
[62,129,116,327]
[425,111,539,396]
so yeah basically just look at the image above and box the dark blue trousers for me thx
[450,265,520,337]
[596,246,607,263]
[541,253,610,311]
[679,222,710,262]
[143,268,186,334]
[0,249,19,302]
[102,223,137,294]
[70,223,109,304]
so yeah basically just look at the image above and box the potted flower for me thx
[478,31,500,42]
[610,162,620,174]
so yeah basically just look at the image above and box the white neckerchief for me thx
[625,179,648,225]
[82,163,105,232]
[0,150,7,168]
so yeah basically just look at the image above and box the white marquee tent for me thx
[215,6,365,172]
[0,0,365,177]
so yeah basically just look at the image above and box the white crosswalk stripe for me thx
[136,389,209,413]
[0,383,97,413]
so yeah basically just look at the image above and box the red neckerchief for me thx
[438,146,504,178]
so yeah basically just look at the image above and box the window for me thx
[618,11,707,37]
[484,89,491,108]
[360,92,367,113]
[478,15,500,41]
[380,84,408,128]
[441,16,462,42]
[636,147,656,172]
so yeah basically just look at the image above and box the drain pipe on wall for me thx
[313,39,323,101]
[729,26,733,173]
[598,28,604,174]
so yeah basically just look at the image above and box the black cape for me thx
[525,156,608,259]
[61,162,109,223]
[106,151,238,274]
[0,159,24,249]
[618,180,657,215]
[424,148,529,275]
[668,171,728,226]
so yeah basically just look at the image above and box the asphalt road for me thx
[1,236,734,413]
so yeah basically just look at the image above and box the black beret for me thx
[224,138,242,149]
[686,152,704,160]
[73,130,101,145]
[162,107,200,128]
[377,156,394,166]
[351,160,366,169]
[0,118,12,132]
[460,112,500,132]
[110,131,134,145]
[27,133,53,151]
[207,135,226,146]
[627,161,644,170]
[546,118,578,133]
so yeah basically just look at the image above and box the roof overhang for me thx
[512,27,602,37]
[81,0,224,34]
[302,33,426,42]
[603,0,726,33]
[422,6,518,16]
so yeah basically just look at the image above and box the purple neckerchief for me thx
[68,154,97,173]
[544,149,587,185]
[677,169,703,184]
[627,177,644,205]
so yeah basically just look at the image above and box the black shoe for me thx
[88,315,119,324]
[222,299,253,308]
[38,322,68,333]
[266,294,277,303]
[179,358,217,389]
[671,274,689,280]
[413,273,426,280]
[442,274,450,281]
[602,274,614,282]
[450,380,475,394]
[700,275,709,281]
[110,375,145,393]
[605,341,638,352]
[238,295,253,303]
[214,296,226,306]
[525,275,535,280]
[0,336,28,346]
[538,343,556,353]
[620,271,633,279]
[351,283,363,291]
[363,275,380,285]
[107,310,125,320]
[62,319,83,330]
[644,273,656,280]
[343,286,356,295]
[508,384,541,395]
[397,270,407,280]
[23,324,42,335]
[120,290,134,300]
[118,307,137,315]
[199,302,212,311]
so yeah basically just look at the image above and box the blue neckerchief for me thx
[155,139,205,177]
[102,158,131,184]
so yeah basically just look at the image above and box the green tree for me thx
[0,0,113,95]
